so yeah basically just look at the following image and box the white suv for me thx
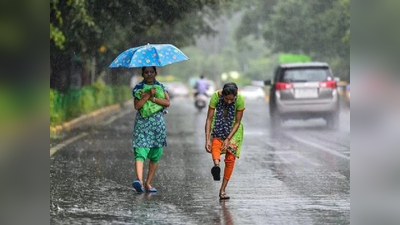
[265,62,340,129]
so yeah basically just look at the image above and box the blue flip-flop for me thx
[146,187,157,193]
[132,180,144,193]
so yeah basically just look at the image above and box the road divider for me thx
[50,101,133,138]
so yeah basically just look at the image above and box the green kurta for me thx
[209,91,245,158]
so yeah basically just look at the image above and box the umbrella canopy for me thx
[109,43,189,68]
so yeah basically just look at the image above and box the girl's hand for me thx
[150,87,156,96]
[141,91,151,99]
[221,138,230,151]
[205,140,211,153]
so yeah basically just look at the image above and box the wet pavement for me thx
[50,98,350,224]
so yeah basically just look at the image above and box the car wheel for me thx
[326,112,340,130]
[270,111,282,129]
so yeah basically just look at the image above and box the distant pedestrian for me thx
[204,82,245,200]
[131,66,170,193]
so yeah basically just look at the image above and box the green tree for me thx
[167,47,207,81]
[233,0,350,79]
[50,0,231,91]
[233,0,279,42]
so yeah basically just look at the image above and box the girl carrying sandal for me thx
[205,82,245,200]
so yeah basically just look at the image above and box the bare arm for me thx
[135,90,170,109]
[151,91,170,107]
[205,107,215,153]
[134,91,151,110]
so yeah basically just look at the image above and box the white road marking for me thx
[276,153,291,164]
[102,109,133,126]
[295,152,321,166]
[268,150,321,166]
[50,132,88,156]
[289,135,350,160]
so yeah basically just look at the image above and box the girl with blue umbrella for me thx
[131,66,170,193]
[110,44,188,193]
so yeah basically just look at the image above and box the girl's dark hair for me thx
[141,66,157,75]
[222,82,238,96]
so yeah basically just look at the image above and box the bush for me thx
[79,87,96,114]
[50,84,131,126]
[120,86,131,102]
[113,86,131,103]
[104,86,114,106]
[92,79,107,108]
[63,88,82,119]
[50,89,65,125]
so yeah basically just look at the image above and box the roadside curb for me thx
[50,101,132,137]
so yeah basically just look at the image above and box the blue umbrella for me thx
[109,43,189,68]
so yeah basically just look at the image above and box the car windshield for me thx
[282,68,330,82]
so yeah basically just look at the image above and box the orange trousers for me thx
[211,138,236,181]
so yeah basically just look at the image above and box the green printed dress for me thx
[132,80,167,148]
[209,91,245,158]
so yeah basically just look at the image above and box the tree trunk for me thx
[81,59,91,86]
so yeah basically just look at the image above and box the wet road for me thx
[50,98,350,224]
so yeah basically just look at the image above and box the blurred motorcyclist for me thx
[194,74,210,97]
